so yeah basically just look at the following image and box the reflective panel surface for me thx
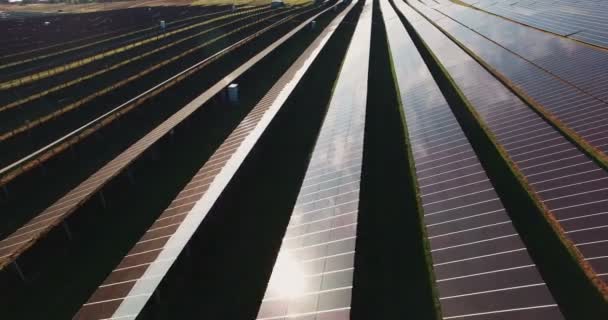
[72,5,349,319]
[403,0,608,285]
[256,0,372,318]
[383,0,564,318]
[408,0,608,154]
[461,0,608,48]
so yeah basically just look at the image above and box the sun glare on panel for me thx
[270,253,308,298]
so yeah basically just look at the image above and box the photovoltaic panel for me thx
[403,0,608,284]
[72,5,352,319]
[382,0,564,318]
[461,0,608,48]
[256,0,371,318]
[407,0,608,155]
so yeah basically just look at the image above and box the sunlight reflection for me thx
[269,253,307,298]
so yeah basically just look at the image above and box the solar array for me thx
[256,0,371,317]
[460,0,608,48]
[0,4,326,274]
[0,7,291,169]
[0,6,231,61]
[1,0,608,318]
[406,0,608,284]
[75,3,359,319]
[0,7,267,108]
[433,1,608,102]
[0,7,252,84]
[383,0,564,318]
[411,0,608,156]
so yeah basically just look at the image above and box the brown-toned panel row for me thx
[460,0,608,48]
[257,1,371,318]
[383,0,564,318]
[403,0,608,286]
[433,0,608,103]
[412,1,608,156]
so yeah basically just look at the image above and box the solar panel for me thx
[403,0,608,285]
[406,1,608,155]
[73,5,360,319]
[382,0,564,318]
[461,0,608,48]
[256,1,371,318]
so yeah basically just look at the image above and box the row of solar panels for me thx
[457,0,608,48]
[76,1,369,318]
[407,0,608,284]
[0,1,367,319]
[402,0,608,317]
[76,0,606,318]
[1,0,607,318]
[383,1,563,317]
